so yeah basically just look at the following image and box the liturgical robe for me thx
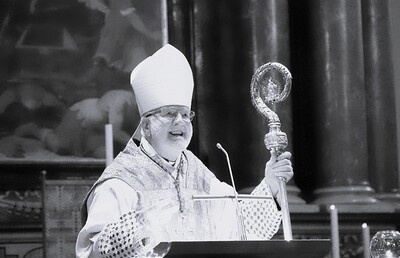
[76,138,282,257]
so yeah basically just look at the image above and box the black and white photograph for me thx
[0,0,399,257]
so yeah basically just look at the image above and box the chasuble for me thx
[76,138,282,258]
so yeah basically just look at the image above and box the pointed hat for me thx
[130,44,194,139]
[130,44,194,116]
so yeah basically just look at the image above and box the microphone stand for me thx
[192,144,274,240]
[250,62,293,241]
[216,143,247,241]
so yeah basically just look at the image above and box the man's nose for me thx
[173,113,185,123]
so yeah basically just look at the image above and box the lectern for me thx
[166,239,331,258]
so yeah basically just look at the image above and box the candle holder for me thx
[370,230,400,258]
[250,62,293,240]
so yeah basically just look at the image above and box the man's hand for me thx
[264,150,293,197]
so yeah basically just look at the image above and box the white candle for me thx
[330,205,340,258]
[362,223,370,258]
[105,124,114,166]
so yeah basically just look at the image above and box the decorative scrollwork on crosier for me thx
[250,62,292,124]
[250,62,292,152]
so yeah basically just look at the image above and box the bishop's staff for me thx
[250,62,293,241]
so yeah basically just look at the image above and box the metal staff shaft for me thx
[270,145,292,241]
[278,174,293,241]
[269,142,293,241]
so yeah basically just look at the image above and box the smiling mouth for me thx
[170,131,184,137]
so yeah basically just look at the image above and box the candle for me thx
[105,124,114,166]
[330,205,340,258]
[362,223,370,258]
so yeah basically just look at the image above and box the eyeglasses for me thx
[145,106,195,122]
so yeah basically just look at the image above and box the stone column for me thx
[166,0,193,56]
[166,0,200,155]
[308,0,376,204]
[362,0,400,201]
[192,0,262,188]
[248,0,304,204]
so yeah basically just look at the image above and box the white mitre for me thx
[130,44,194,139]
[130,44,194,116]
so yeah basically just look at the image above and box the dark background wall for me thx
[169,0,400,204]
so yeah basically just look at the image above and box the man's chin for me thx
[163,142,188,154]
[170,143,187,153]
[159,149,183,161]
[167,136,189,147]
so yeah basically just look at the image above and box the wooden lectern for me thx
[166,239,330,258]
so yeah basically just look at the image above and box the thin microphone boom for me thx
[216,143,247,240]
[216,143,238,193]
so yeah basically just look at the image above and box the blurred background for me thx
[0,0,399,257]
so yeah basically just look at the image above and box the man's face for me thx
[144,105,194,161]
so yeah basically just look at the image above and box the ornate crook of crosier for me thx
[250,62,292,154]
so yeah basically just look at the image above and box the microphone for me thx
[216,143,247,240]
[216,143,238,193]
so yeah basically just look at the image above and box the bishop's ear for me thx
[141,117,151,137]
